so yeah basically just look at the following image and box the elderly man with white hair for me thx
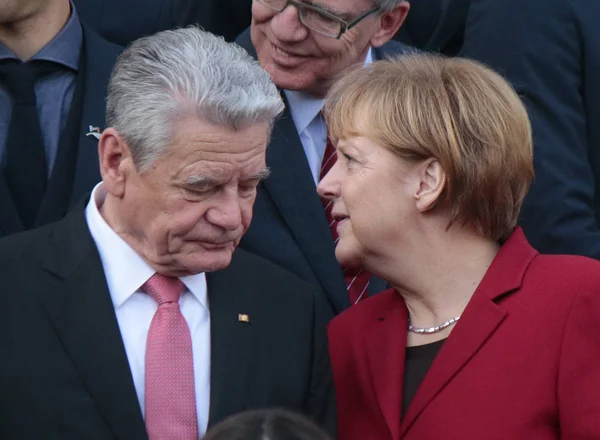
[0,27,335,440]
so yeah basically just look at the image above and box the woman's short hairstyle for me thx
[202,409,332,440]
[324,53,534,242]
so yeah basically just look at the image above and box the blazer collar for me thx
[425,0,471,53]
[365,292,409,440]
[205,251,259,428]
[365,228,538,439]
[39,203,149,440]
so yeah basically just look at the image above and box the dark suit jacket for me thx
[0,203,335,439]
[394,0,470,56]
[0,25,121,238]
[180,0,252,42]
[235,29,415,314]
[329,228,600,439]
[73,0,185,46]
[460,0,600,259]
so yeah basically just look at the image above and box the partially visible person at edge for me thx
[0,0,121,238]
[235,0,413,315]
[320,54,600,440]
[203,409,332,440]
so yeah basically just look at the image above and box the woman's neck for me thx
[373,227,500,345]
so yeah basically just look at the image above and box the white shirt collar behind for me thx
[283,47,374,134]
[84,183,208,310]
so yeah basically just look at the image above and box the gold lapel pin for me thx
[238,313,250,323]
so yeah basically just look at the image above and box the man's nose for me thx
[270,4,309,42]
[205,190,243,232]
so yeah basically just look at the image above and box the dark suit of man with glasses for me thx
[236,0,415,315]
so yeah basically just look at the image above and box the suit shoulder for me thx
[0,225,53,269]
[530,254,600,285]
[234,27,255,57]
[81,22,123,58]
[518,254,600,312]
[376,40,420,58]
[226,248,321,297]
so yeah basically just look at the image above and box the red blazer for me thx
[328,229,600,440]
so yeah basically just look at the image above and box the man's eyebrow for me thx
[182,175,219,187]
[249,168,271,182]
[182,168,271,186]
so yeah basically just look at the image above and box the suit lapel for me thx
[399,294,507,437]
[365,293,408,440]
[70,26,121,207]
[0,175,24,236]
[206,253,257,427]
[73,0,104,32]
[263,107,349,312]
[37,206,148,440]
[400,229,537,437]
[425,0,471,53]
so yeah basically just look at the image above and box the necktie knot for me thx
[0,60,60,105]
[143,274,185,305]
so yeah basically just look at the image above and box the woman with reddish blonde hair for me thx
[319,53,600,440]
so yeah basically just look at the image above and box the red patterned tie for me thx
[144,274,198,440]
[320,137,371,304]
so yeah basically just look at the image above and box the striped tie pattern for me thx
[320,137,371,304]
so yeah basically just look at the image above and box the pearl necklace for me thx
[408,316,461,334]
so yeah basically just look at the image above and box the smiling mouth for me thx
[271,42,309,59]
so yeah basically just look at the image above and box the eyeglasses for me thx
[255,0,380,39]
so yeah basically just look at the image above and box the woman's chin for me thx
[335,243,363,269]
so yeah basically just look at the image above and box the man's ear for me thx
[413,159,446,213]
[98,128,134,198]
[370,2,410,48]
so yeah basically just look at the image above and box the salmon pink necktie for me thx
[320,137,371,304]
[144,274,198,440]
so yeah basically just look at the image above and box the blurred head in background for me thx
[202,409,332,440]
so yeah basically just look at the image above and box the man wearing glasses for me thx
[236,0,413,315]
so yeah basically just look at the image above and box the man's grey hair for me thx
[375,0,408,12]
[106,27,284,171]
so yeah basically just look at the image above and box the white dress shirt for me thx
[85,183,211,436]
[283,48,374,185]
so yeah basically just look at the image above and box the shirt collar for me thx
[283,47,374,133]
[0,0,82,70]
[85,183,209,310]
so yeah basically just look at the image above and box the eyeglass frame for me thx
[255,0,381,39]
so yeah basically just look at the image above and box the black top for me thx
[402,339,446,417]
